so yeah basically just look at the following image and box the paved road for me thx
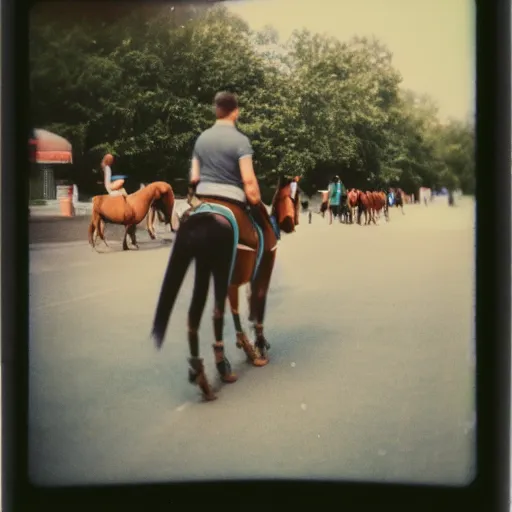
[29,215,155,245]
[28,197,476,488]
[29,199,189,245]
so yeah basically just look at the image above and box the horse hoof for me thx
[202,392,218,402]
[252,357,269,367]
[237,340,259,363]
[221,373,238,383]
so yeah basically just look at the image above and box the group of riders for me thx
[98,90,409,239]
[296,175,406,226]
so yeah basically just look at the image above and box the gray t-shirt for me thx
[192,123,253,191]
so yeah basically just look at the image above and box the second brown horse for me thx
[88,181,176,251]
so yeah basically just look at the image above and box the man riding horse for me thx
[188,91,272,251]
[151,91,295,401]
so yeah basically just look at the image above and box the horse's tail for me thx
[151,227,193,348]
[151,213,233,348]
[88,219,95,247]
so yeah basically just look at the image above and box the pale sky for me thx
[227,0,475,122]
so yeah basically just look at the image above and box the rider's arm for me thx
[188,137,201,192]
[238,137,261,205]
[239,157,261,205]
[189,156,200,185]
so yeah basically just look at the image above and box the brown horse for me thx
[355,190,369,225]
[371,191,389,223]
[347,189,359,223]
[91,203,167,249]
[365,191,378,224]
[150,177,299,402]
[88,182,175,251]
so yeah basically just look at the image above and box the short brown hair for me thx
[214,91,239,119]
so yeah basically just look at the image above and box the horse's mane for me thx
[270,175,289,216]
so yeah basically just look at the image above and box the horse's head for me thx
[270,175,300,234]
[151,182,175,225]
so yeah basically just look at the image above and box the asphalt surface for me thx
[28,196,476,488]
[29,211,162,245]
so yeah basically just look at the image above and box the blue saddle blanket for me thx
[188,202,265,284]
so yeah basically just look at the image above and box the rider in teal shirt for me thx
[328,175,344,224]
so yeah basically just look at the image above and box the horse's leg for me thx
[360,208,366,225]
[122,226,130,251]
[248,251,276,363]
[128,224,138,249]
[93,225,99,246]
[229,285,260,364]
[147,207,156,240]
[188,259,217,401]
[98,220,109,247]
[88,218,97,250]
[211,257,239,384]
[88,212,105,252]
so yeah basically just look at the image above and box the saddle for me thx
[183,194,269,283]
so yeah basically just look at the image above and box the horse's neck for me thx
[133,185,158,207]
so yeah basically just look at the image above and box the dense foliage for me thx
[30,3,474,199]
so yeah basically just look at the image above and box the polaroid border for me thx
[2,0,510,510]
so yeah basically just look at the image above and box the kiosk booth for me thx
[29,128,74,216]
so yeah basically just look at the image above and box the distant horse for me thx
[356,190,374,225]
[88,182,175,251]
[301,200,313,224]
[347,189,359,223]
[150,177,299,402]
[394,188,405,214]
[339,194,351,223]
[372,191,389,222]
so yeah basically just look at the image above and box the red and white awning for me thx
[29,129,73,164]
